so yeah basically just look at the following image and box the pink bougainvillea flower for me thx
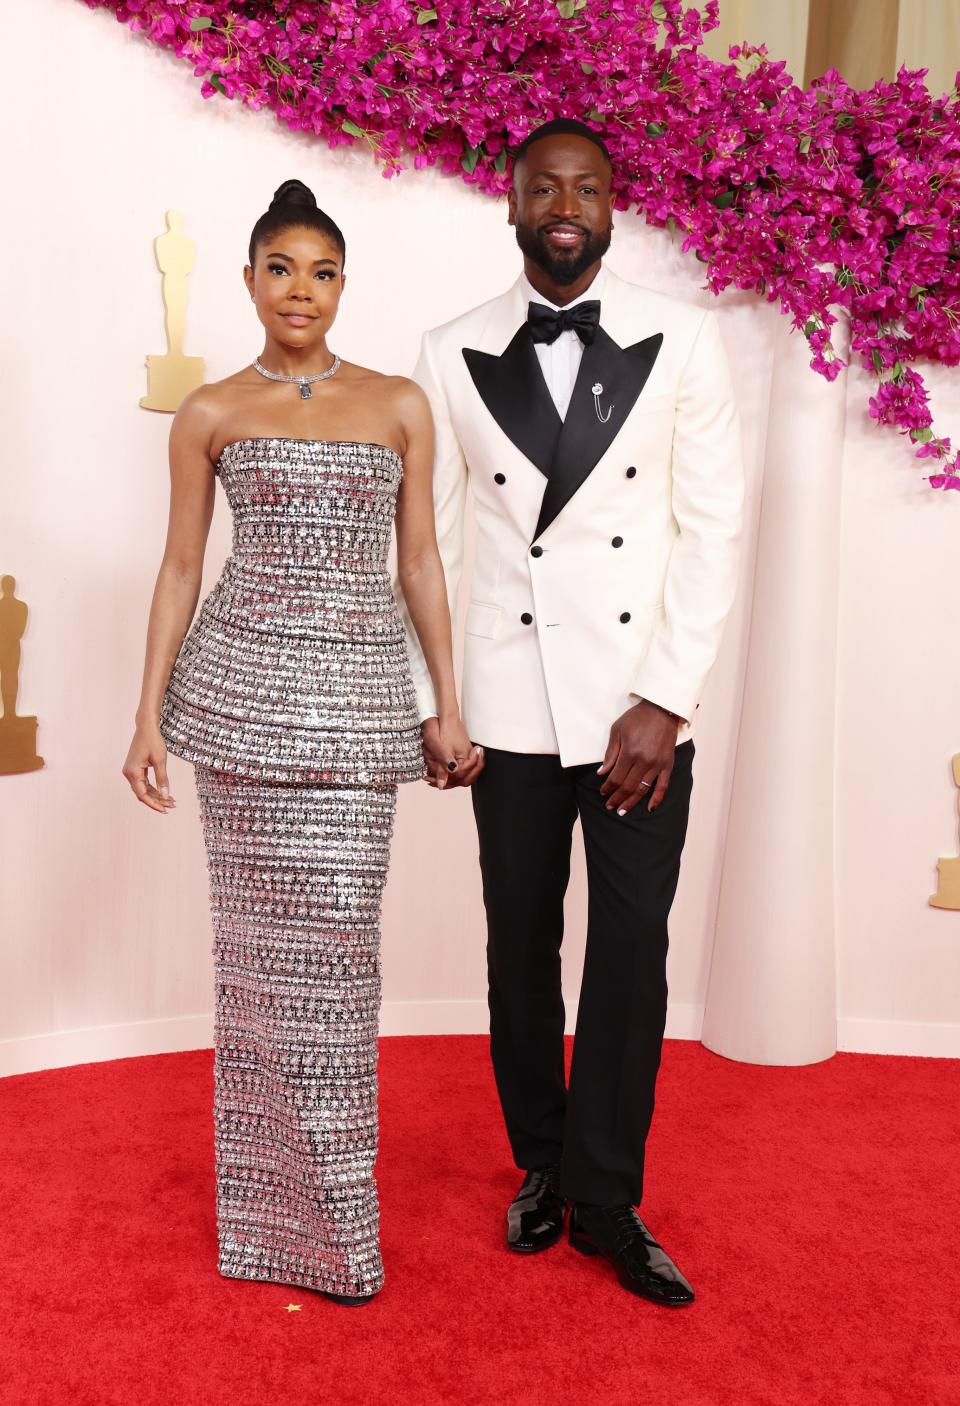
[80,0,960,490]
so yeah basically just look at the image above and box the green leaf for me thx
[908,285,925,299]
[666,215,677,239]
[342,118,365,138]
[585,106,602,122]
[462,143,480,174]
[416,7,437,23]
[871,349,884,374]
[556,0,576,16]
[651,0,667,19]
[190,17,213,31]
[892,359,906,383]
[712,190,736,209]
[911,427,934,443]
[494,149,508,174]
[804,318,818,337]
[580,60,595,75]
[646,121,665,137]
[208,73,227,95]
[798,134,812,155]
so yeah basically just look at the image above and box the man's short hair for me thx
[511,118,613,174]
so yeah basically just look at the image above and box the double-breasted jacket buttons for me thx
[521,612,533,626]
[494,472,506,484]
[626,466,637,478]
[530,545,543,558]
[620,612,631,624]
[611,536,623,548]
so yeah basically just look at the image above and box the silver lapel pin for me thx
[592,381,613,424]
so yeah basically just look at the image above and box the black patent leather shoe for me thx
[322,1290,378,1307]
[569,1203,695,1306]
[506,1165,566,1253]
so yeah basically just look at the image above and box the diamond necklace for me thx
[253,354,341,400]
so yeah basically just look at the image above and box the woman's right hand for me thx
[122,723,176,814]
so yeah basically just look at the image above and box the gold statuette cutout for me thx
[140,209,204,412]
[929,754,960,911]
[0,576,44,775]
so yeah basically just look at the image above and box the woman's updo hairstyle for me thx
[248,179,346,271]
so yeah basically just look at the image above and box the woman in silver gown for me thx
[122,180,482,1304]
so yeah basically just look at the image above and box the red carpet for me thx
[1,1037,957,1406]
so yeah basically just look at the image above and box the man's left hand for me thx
[598,700,682,816]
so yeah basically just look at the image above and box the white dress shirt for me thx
[521,264,607,421]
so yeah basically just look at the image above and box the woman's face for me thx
[244,225,345,349]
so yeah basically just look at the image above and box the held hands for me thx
[421,716,485,790]
[122,723,176,814]
[598,700,682,816]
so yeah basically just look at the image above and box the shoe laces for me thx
[607,1204,647,1252]
[524,1164,561,1198]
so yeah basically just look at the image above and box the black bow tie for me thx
[527,299,601,347]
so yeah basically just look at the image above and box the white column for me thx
[700,314,848,1065]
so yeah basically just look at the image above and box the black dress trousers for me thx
[471,740,695,1207]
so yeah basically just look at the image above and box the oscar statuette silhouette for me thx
[0,575,44,775]
[929,754,960,910]
[140,209,204,412]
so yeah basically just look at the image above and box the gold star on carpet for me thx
[284,1303,302,1313]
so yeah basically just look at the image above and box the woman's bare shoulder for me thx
[171,369,259,446]
[343,362,427,411]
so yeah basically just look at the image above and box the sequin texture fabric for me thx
[196,767,396,1296]
[158,438,426,1295]
[160,438,424,786]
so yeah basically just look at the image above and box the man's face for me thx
[509,133,615,287]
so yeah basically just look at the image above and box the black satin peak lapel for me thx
[533,329,663,540]
[463,326,562,478]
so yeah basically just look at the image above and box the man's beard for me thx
[514,219,612,288]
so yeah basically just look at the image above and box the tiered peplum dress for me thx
[161,437,424,1296]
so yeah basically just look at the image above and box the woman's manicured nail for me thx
[160,786,169,798]
[618,808,627,816]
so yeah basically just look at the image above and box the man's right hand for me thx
[421,717,485,790]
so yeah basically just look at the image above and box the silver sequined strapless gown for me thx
[160,437,424,1298]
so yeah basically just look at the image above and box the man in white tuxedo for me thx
[399,118,743,1305]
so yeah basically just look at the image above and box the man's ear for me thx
[507,188,517,228]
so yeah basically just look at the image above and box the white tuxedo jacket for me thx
[398,268,744,766]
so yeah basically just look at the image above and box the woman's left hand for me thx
[422,717,485,790]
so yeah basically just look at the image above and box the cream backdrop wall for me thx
[1,0,958,1076]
